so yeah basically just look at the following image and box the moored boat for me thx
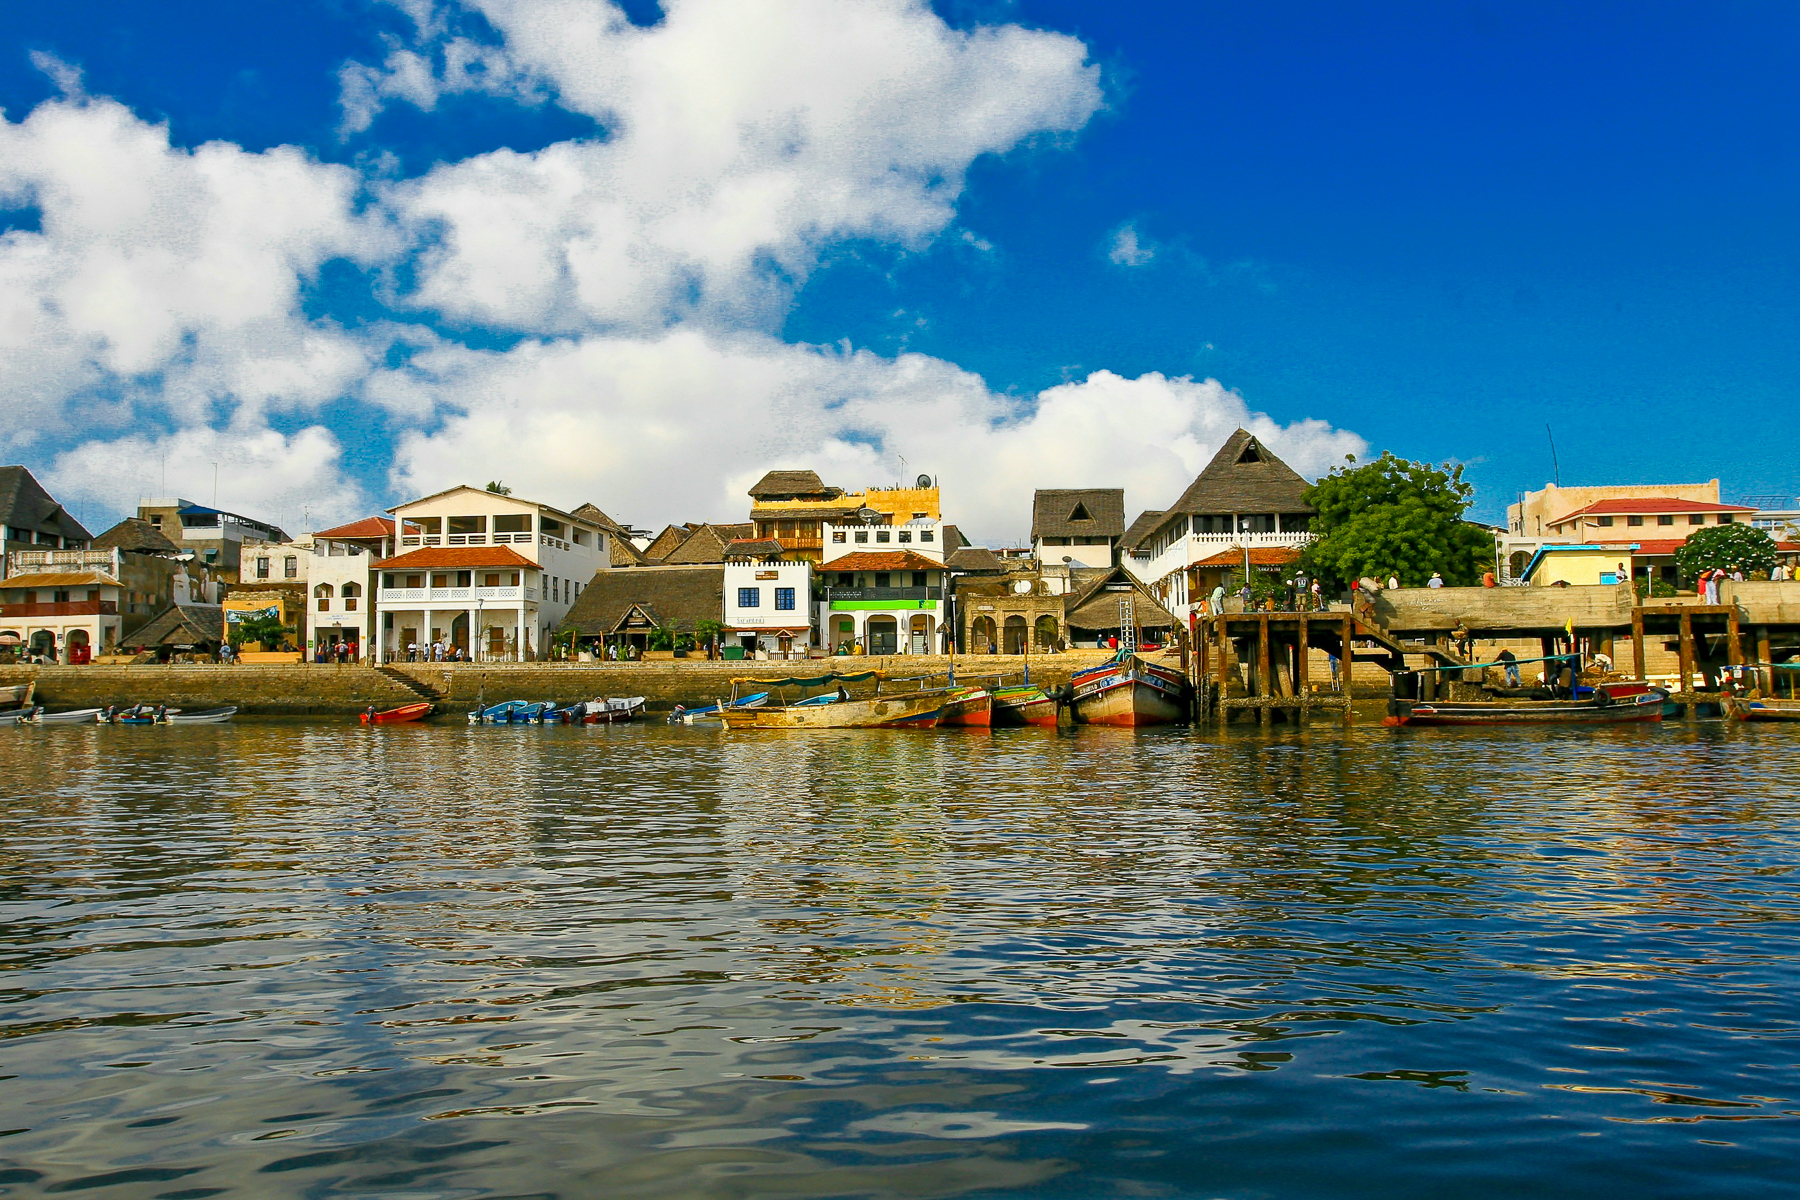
[989,683,1057,727]
[1723,695,1800,722]
[1068,654,1190,727]
[29,707,104,724]
[469,700,529,724]
[938,686,993,727]
[164,706,237,724]
[1389,688,1667,726]
[721,690,945,730]
[671,692,769,725]
[361,701,432,724]
[580,696,645,724]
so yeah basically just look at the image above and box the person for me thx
[1327,652,1340,688]
[1427,572,1445,588]
[1731,568,1745,583]
[1483,570,1497,588]
[1310,579,1323,609]
[1239,582,1252,611]
[1282,578,1297,611]
[406,640,417,662]
[1387,574,1400,591]
[1452,622,1473,660]
[1592,650,1614,672]
[1497,647,1520,687]
[1211,583,1226,615]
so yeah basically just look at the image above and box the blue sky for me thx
[4,1,1797,540]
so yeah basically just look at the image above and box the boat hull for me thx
[1393,689,1667,726]
[362,702,431,724]
[721,691,944,729]
[990,686,1057,727]
[1724,696,1800,722]
[938,689,992,727]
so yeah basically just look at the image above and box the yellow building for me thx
[747,470,941,563]
[1521,544,1635,587]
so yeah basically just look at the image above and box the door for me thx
[867,616,898,655]
[1003,616,1028,655]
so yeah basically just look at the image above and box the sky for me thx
[3,0,1797,545]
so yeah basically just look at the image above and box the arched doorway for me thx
[450,613,470,656]
[832,616,855,653]
[1003,615,1028,655]
[908,614,931,654]
[28,630,56,661]
[1507,550,1530,580]
[866,615,898,655]
[1034,615,1058,651]
[66,628,91,665]
[971,615,997,654]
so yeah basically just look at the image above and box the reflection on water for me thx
[2,721,1799,1197]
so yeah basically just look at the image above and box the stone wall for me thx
[0,663,422,715]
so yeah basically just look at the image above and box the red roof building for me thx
[372,546,535,571]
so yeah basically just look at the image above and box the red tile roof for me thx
[373,546,535,570]
[818,551,944,572]
[1194,546,1304,568]
[1551,497,1755,524]
[315,516,401,540]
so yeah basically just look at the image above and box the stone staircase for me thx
[376,665,445,703]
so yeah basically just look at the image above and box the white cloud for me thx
[377,329,1364,544]
[363,0,1103,331]
[1107,222,1155,267]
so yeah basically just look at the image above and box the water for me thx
[3,720,1799,1198]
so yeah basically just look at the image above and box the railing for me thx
[540,535,571,552]
[492,532,531,543]
[1137,530,1313,586]
[446,533,488,546]
[0,600,117,617]
[9,549,117,570]
[828,586,942,602]
[378,586,534,605]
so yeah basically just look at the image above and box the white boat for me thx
[580,697,645,724]
[672,691,771,725]
[0,706,40,725]
[163,706,238,724]
[28,708,103,724]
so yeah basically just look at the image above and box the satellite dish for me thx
[1013,579,1033,594]
[916,473,932,489]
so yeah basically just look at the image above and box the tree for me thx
[232,612,288,651]
[1674,523,1777,581]
[1301,452,1492,589]
[485,481,512,495]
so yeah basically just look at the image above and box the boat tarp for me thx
[730,670,884,687]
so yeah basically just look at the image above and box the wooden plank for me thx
[1632,608,1646,679]
[1296,616,1310,718]
[1257,614,1271,725]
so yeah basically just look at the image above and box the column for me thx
[468,606,477,661]
[422,608,433,661]
[1632,607,1646,680]
[517,606,526,662]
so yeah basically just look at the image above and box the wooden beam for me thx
[1257,614,1271,725]
[1727,608,1742,667]
[1296,615,1310,719]
[1758,627,1772,692]
[1342,612,1355,726]
[1678,611,1693,699]
[1631,607,1646,680]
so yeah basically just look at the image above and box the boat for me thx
[938,686,993,727]
[1388,688,1668,726]
[671,692,770,725]
[0,706,42,725]
[361,701,432,724]
[581,696,645,724]
[1723,695,1800,722]
[164,706,237,724]
[98,704,182,724]
[28,707,104,724]
[720,689,946,730]
[990,683,1058,727]
[469,699,529,724]
[0,683,32,707]
[1068,653,1191,727]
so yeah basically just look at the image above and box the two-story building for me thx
[1,467,92,579]
[1032,489,1124,568]
[723,542,812,658]
[304,517,406,660]
[815,515,949,655]
[372,487,609,660]
[136,497,288,582]
[1123,429,1315,621]
[2,517,210,660]
[748,470,943,563]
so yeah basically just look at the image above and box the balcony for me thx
[827,587,942,610]
[378,586,536,605]
[0,600,117,617]
[1135,530,1313,584]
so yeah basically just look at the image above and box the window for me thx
[1594,516,1614,527]
[314,583,334,612]
[492,514,530,534]
[448,515,484,535]
[876,572,891,587]
[571,529,588,546]
[838,572,854,586]
[876,529,891,543]
[912,571,927,587]
[484,572,501,587]
[53,590,69,602]
[832,531,846,543]
[541,518,565,537]
[255,557,270,579]
[1658,514,1674,526]
[775,587,795,611]
[898,531,912,543]
[1626,515,1643,527]
[855,530,869,543]
[921,530,934,543]
[342,582,360,612]
[1689,515,1705,525]
[738,587,760,608]
[1719,514,1734,524]
[284,556,298,578]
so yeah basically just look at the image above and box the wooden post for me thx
[1257,615,1271,725]
[1727,608,1742,667]
[1631,608,1646,680]
[1341,612,1355,726]
[1196,617,1210,721]
[1758,627,1773,692]
[1214,614,1230,726]
[1297,616,1310,720]
[1677,611,1693,702]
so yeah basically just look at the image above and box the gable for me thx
[1165,429,1313,517]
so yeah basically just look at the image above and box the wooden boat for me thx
[0,683,31,707]
[672,692,769,725]
[361,701,431,724]
[164,706,237,724]
[580,697,645,724]
[1068,654,1190,727]
[29,707,104,724]
[721,690,946,730]
[938,687,993,727]
[1389,687,1668,726]
[990,684,1057,727]
[1723,695,1800,722]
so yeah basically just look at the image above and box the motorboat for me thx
[164,706,237,724]
[990,684,1058,727]
[99,704,182,724]
[671,692,770,725]
[469,699,529,724]
[720,690,946,729]
[1388,688,1668,726]
[360,702,432,724]
[28,708,103,724]
[581,696,645,724]
[0,706,42,725]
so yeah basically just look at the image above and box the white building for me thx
[723,555,813,659]
[373,487,609,661]
[815,516,950,655]
[1032,489,1124,569]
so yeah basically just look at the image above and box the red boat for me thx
[990,684,1058,727]
[360,701,432,724]
[938,687,993,727]
[1068,654,1190,727]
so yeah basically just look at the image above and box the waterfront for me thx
[2,722,1798,1198]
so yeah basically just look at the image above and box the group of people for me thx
[310,641,357,665]
[405,640,471,662]
[1697,567,1749,604]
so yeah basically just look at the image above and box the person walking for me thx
[1497,648,1520,687]
[1427,572,1445,589]
[1211,583,1226,616]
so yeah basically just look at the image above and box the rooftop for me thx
[373,546,536,571]
[1032,488,1125,540]
[1550,497,1757,524]
[820,551,945,573]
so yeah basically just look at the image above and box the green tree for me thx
[1673,523,1777,581]
[485,481,512,495]
[1301,452,1492,589]
[232,612,288,650]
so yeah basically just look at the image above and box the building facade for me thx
[373,487,609,661]
[136,498,288,582]
[723,559,813,658]
[0,467,92,579]
[748,469,943,563]
[1032,488,1124,568]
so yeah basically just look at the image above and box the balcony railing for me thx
[378,586,535,605]
[828,586,943,602]
[0,600,117,617]
[1135,530,1314,584]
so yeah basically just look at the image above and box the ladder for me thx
[1118,596,1138,652]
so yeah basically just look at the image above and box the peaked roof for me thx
[725,538,786,560]
[372,546,535,571]
[0,466,92,543]
[130,603,225,647]
[1166,430,1313,517]
[945,546,1008,573]
[315,516,399,541]
[1121,510,1165,552]
[662,523,756,565]
[92,517,182,555]
[609,537,651,567]
[748,469,833,498]
[1032,489,1125,540]
[941,523,970,550]
[643,523,700,561]
[1062,566,1177,631]
[561,565,724,635]
[819,550,943,572]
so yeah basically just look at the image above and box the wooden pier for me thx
[1193,611,1403,725]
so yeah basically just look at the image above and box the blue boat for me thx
[670,691,770,725]
[469,699,529,724]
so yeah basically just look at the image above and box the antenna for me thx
[1545,425,1561,488]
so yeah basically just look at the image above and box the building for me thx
[1124,430,1315,621]
[0,568,123,661]
[126,603,226,659]
[1519,544,1637,587]
[748,469,943,563]
[1,517,208,660]
[303,517,406,661]
[723,545,812,659]
[372,486,610,660]
[0,466,92,578]
[1499,494,1758,587]
[1032,488,1125,568]
[1507,480,1723,539]
[954,563,1176,653]
[561,565,725,657]
[136,498,288,582]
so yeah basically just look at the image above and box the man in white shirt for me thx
[1428,572,1445,588]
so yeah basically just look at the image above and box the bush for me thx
[1674,523,1778,581]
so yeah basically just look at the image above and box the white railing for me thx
[378,586,534,606]
[540,535,570,551]
[492,532,530,543]
[399,535,445,548]
[1137,530,1313,587]
[446,534,488,546]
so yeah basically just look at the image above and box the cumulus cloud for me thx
[376,329,1364,543]
[1107,221,1155,267]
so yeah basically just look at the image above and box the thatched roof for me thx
[1166,430,1313,516]
[748,470,834,498]
[92,517,182,556]
[1032,489,1125,540]
[561,566,723,636]
[946,546,1008,573]
[610,538,651,567]
[941,523,971,550]
[725,538,785,560]
[0,466,91,544]
[1121,510,1164,552]
[643,523,700,561]
[663,523,755,564]
[131,603,225,647]
[1063,567,1176,631]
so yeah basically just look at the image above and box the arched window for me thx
[341,580,360,611]
[1003,615,1028,655]
[971,615,997,655]
[1034,615,1059,650]
[315,582,334,612]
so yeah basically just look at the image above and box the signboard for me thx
[225,604,279,625]
[755,570,780,580]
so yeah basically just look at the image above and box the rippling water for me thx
[3,719,1799,1198]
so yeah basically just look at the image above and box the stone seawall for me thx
[0,653,1124,716]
